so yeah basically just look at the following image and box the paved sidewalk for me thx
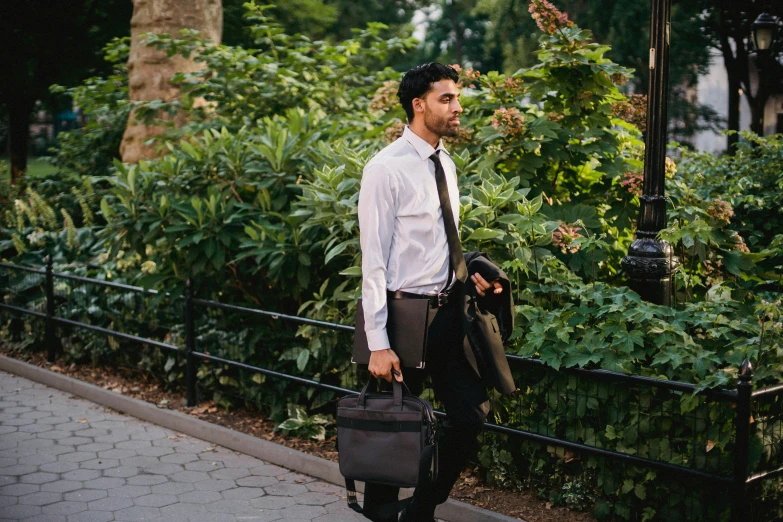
[0,370,367,522]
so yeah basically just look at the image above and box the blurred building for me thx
[24,103,81,157]
[694,49,783,153]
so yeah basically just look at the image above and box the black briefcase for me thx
[337,378,438,517]
[352,297,430,369]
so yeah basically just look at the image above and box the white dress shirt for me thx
[358,126,460,352]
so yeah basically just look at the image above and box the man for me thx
[358,63,503,522]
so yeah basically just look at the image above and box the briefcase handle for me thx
[357,377,411,409]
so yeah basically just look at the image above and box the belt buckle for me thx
[436,292,449,307]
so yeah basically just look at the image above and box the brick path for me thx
[0,370,367,522]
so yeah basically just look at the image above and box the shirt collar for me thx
[402,126,450,161]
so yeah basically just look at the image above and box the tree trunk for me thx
[120,0,222,164]
[726,73,740,153]
[449,2,463,64]
[8,98,34,185]
[717,26,739,154]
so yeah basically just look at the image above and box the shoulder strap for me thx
[430,152,468,286]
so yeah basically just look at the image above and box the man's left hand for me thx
[471,273,502,297]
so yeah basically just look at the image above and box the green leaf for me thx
[324,240,351,264]
[593,499,611,519]
[529,195,543,214]
[497,214,523,226]
[680,394,701,414]
[277,419,303,431]
[706,283,732,302]
[164,356,176,372]
[339,266,362,277]
[100,198,114,219]
[539,347,563,369]
[467,228,505,241]
[623,426,638,445]
[634,483,647,500]
[310,425,327,441]
[218,375,238,387]
[722,251,755,276]
[296,349,310,372]
[563,349,602,368]
[244,225,259,241]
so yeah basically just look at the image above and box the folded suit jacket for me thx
[459,252,517,395]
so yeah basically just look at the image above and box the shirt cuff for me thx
[366,328,391,352]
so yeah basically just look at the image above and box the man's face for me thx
[417,79,462,138]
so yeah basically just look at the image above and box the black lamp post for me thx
[751,12,778,53]
[749,12,780,136]
[621,0,679,306]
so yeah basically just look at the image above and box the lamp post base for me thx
[622,238,680,306]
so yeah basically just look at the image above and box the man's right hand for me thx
[368,349,403,383]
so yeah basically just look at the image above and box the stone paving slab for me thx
[0,371,368,522]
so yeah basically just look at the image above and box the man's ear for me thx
[412,97,425,115]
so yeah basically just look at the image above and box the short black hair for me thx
[397,63,460,124]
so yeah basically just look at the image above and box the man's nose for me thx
[453,100,463,114]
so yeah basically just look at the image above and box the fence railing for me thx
[1,258,781,521]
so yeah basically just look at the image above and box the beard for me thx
[423,105,460,138]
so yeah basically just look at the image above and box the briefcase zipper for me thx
[355,395,437,434]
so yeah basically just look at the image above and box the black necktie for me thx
[430,151,468,286]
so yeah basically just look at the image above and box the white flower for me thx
[141,261,157,275]
[25,231,46,247]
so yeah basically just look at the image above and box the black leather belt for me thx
[387,288,457,308]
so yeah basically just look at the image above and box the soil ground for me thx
[0,347,595,522]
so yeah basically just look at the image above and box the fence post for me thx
[44,256,57,363]
[184,278,197,407]
[731,358,753,522]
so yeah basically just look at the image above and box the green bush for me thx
[665,133,783,301]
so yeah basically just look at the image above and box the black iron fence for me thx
[1,258,782,521]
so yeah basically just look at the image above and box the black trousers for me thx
[363,299,490,522]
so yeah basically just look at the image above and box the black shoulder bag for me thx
[337,377,438,518]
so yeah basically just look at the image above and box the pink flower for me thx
[665,157,677,179]
[384,120,405,143]
[707,199,734,222]
[611,73,629,86]
[491,107,526,138]
[546,112,564,123]
[505,77,524,94]
[444,126,474,147]
[703,258,724,286]
[451,64,481,88]
[528,0,573,35]
[729,232,750,253]
[370,80,399,114]
[621,171,643,196]
[552,222,582,254]
[465,67,480,82]
[612,94,648,131]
